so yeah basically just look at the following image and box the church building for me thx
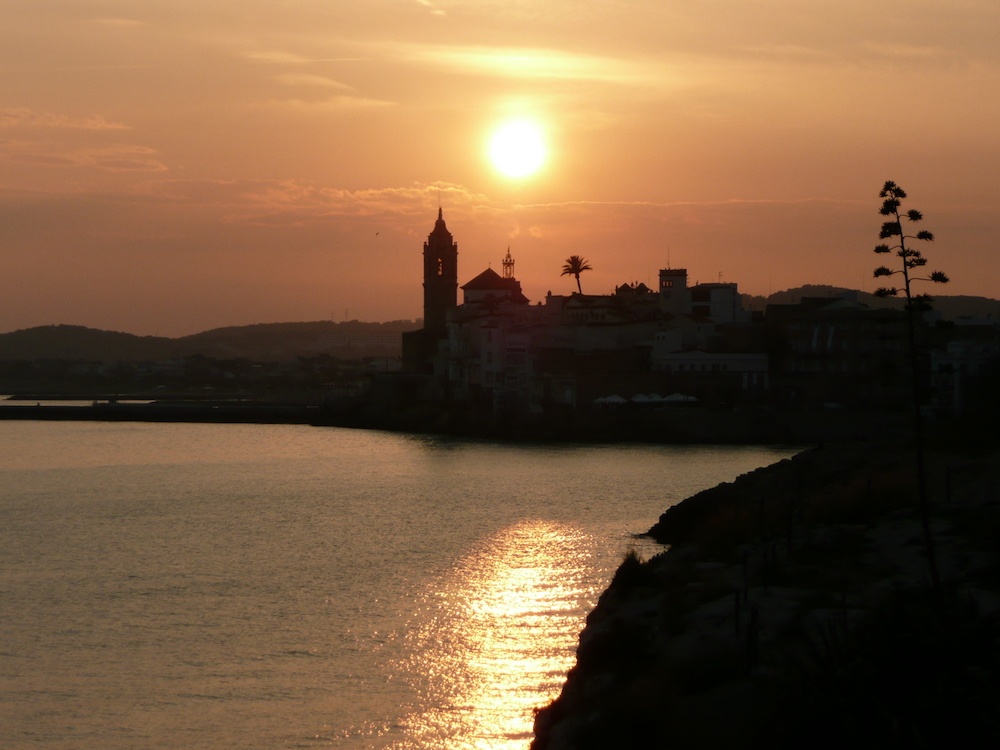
[401,208,459,373]
[401,208,763,410]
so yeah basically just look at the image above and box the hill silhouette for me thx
[0,320,421,362]
[0,325,173,362]
[742,285,1000,320]
[2,285,997,364]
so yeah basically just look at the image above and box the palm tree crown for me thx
[561,255,593,294]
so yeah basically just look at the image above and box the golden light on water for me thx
[393,521,600,749]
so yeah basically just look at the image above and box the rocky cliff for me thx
[532,438,1000,748]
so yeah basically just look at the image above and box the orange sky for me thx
[2,1,998,336]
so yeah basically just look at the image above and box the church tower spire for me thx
[422,208,458,337]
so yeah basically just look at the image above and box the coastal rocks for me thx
[532,440,1000,749]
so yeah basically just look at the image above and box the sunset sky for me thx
[2,1,998,336]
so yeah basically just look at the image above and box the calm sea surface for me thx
[0,420,797,749]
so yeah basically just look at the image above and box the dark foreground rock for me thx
[532,438,1000,749]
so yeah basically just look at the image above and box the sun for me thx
[488,119,547,179]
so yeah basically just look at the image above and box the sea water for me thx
[0,420,796,749]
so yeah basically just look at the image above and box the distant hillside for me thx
[0,325,174,362]
[3,286,997,363]
[175,320,419,360]
[0,320,421,363]
[743,286,1000,321]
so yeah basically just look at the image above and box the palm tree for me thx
[561,255,593,294]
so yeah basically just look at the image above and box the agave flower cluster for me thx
[873,181,949,310]
[871,180,949,587]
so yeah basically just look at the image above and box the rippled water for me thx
[0,421,796,749]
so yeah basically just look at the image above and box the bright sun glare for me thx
[488,119,547,179]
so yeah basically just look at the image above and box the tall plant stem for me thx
[894,205,941,589]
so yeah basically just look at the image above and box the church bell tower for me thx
[422,208,458,337]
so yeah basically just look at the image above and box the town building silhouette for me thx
[401,210,997,416]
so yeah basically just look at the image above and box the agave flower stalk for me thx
[872,181,949,588]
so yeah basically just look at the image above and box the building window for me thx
[437,258,444,276]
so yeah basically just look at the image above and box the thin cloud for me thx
[860,42,946,61]
[733,43,835,61]
[247,50,314,65]
[234,181,486,224]
[395,42,662,85]
[3,151,81,168]
[87,146,168,173]
[258,95,395,113]
[246,50,366,65]
[270,74,354,90]
[138,179,486,225]
[0,141,166,173]
[87,18,148,30]
[0,108,129,131]
[414,0,447,16]
[510,197,863,213]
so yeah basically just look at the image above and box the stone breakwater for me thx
[532,440,1000,749]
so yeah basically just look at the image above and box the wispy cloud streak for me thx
[0,108,129,131]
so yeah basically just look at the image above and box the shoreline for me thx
[0,402,322,425]
[0,399,908,446]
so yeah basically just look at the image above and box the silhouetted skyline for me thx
[2,3,997,336]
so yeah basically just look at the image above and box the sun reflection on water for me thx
[392,521,600,749]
